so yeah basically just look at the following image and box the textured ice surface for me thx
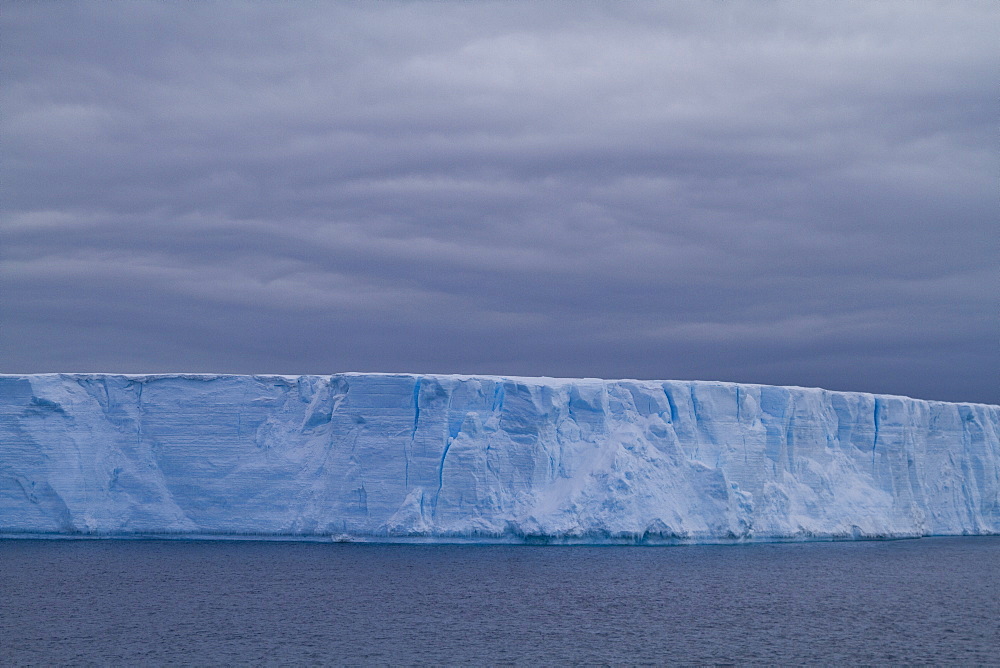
[1,373,998,542]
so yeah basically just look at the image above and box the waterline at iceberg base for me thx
[1,373,997,543]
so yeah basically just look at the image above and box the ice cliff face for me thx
[1,373,998,542]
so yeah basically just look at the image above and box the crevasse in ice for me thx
[1,373,997,542]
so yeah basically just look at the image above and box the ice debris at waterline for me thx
[1,373,998,543]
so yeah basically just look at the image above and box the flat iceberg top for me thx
[1,372,997,542]
[1,372,993,409]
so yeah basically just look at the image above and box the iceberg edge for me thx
[2,373,997,543]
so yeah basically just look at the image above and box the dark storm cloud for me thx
[2,1,997,403]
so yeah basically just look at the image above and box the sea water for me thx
[1,537,997,664]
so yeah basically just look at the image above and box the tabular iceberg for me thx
[1,373,997,543]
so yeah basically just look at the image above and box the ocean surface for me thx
[1,537,997,665]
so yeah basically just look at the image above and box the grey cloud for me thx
[2,1,997,403]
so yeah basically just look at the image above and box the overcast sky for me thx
[2,1,997,403]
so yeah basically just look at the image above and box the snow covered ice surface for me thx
[1,373,997,543]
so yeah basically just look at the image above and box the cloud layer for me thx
[2,2,997,403]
